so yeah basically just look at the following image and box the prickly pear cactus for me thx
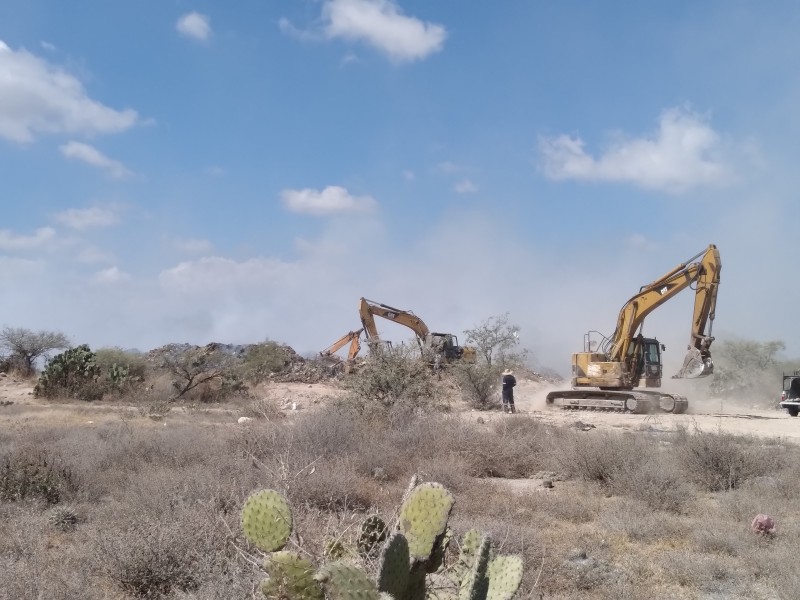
[358,515,388,557]
[486,556,523,600]
[399,482,455,561]
[238,482,525,600]
[241,489,293,552]
[315,561,381,600]
[427,527,452,574]
[261,551,324,600]
[377,533,411,599]
[452,529,481,582]
[458,535,491,600]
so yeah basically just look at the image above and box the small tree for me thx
[0,326,70,376]
[158,345,242,402]
[463,313,526,368]
[458,313,530,410]
[341,344,437,418]
[452,361,501,410]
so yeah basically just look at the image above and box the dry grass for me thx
[2,402,800,599]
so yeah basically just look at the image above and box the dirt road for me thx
[2,374,797,442]
[510,379,800,442]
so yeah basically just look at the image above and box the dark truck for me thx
[780,371,800,417]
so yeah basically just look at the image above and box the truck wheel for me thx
[788,407,799,417]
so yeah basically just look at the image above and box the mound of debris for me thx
[515,365,564,384]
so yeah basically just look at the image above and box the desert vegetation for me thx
[2,329,800,598]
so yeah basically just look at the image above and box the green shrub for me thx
[241,340,293,384]
[95,347,148,392]
[454,361,501,410]
[34,344,102,401]
[340,345,438,418]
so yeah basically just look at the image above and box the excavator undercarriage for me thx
[545,389,689,414]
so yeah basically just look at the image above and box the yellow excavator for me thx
[358,298,476,364]
[318,328,364,373]
[319,328,364,362]
[545,244,721,414]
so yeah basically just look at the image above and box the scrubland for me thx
[2,397,799,600]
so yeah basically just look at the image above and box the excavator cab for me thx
[636,337,663,387]
[429,333,464,361]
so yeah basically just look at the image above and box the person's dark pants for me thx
[502,392,516,413]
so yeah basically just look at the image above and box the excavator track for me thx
[545,390,688,414]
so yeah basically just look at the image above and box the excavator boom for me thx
[608,244,721,380]
[358,298,430,343]
[320,328,363,361]
[358,297,475,364]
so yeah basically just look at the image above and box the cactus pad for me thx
[451,529,481,582]
[427,526,452,574]
[241,489,293,552]
[358,515,388,557]
[261,551,323,600]
[315,562,380,600]
[399,482,455,561]
[457,535,490,600]
[486,556,523,600]
[377,533,410,599]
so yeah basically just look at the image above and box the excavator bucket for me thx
[673,347,713,379]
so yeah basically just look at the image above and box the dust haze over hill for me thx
[1,196,799,367]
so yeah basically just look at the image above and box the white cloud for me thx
[538,107,732,192]
[92,266,131,284]
[160,256,291,296]
[321,0,446,63]
[176,12,212,41]
[53,206,120,230]
[0,256,44,278]
[281,185,377,216]
[0,40,138,143]
[60,141,132,179]
[402,169,415,180]
[278,17,321,42]
[0,227,57,251]
[454,179,478,194]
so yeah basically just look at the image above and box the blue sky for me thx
[1,0,799,374]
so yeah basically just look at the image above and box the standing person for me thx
[501,368,517,413]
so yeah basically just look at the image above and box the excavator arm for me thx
[357,297,474,363]
[358,297,430,344]
[320,328,363,361]
[607,244,721,379]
